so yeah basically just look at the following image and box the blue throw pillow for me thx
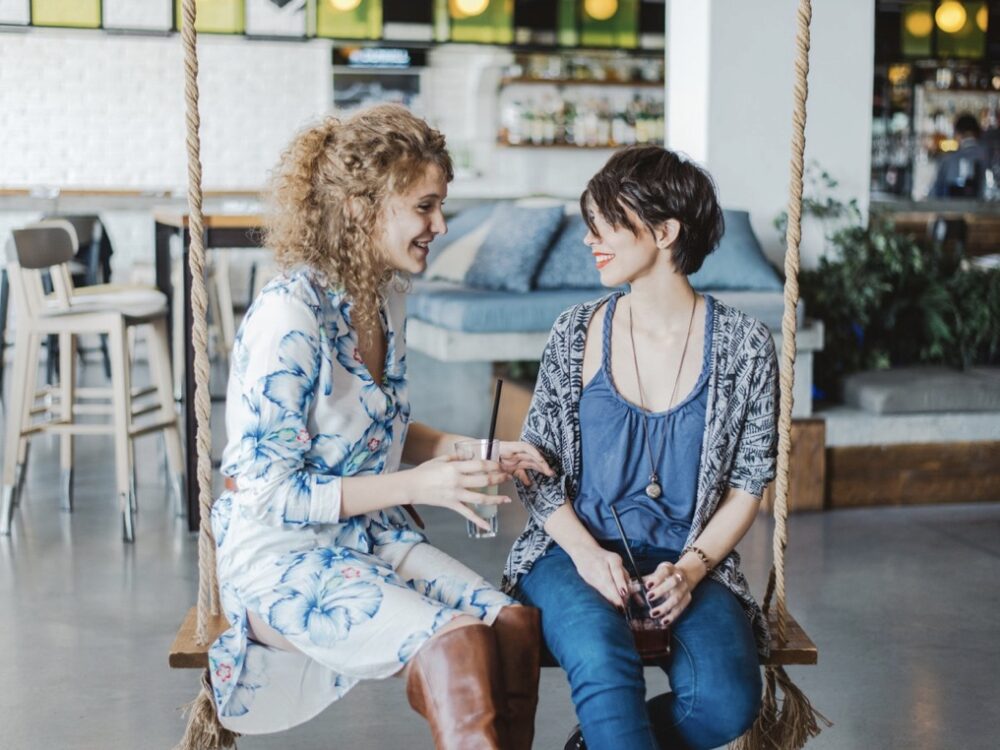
[423,202,496,269]
[689,209,782,291]
[464,203,565,293]
[535,213,603,290]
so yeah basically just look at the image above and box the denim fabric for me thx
[516,543,761,750]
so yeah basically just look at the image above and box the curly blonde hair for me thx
[265,104,454,334]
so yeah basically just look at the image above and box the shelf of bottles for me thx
[496,52,664,149]
[872,61,1000,197]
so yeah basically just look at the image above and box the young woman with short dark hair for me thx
[505,145,778,749]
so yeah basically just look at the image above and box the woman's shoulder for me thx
[551,291,620,339]
[710,297,776,363]
[246,268,329,330]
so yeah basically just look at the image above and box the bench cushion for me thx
[843,366,1000,414]
[408,281,602,333]
[535,213,596,290]
[535,209,784,293]
[689,210,784,292]
[408,282,803,334]
[465,203,565,293]
[425,202,496,267]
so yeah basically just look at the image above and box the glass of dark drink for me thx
[624,579,671,661]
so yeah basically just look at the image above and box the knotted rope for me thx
[174,2,234,747]
[180,0,220,644]
[732,1,830,747]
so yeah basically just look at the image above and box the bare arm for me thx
[645,488,760,623]
[340,457,511,531]
[404,421,554,483]
[544,503,631,608]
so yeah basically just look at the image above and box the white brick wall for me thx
[0,33,613,274]
[0,29,332,190]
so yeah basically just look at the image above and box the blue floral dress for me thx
[208,268,514,734]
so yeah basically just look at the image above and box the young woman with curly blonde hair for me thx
[208,104,550,749]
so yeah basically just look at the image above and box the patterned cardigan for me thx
[501,293,779,658]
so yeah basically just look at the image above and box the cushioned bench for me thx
[404,200,823,423]
[408,280,805,334]
[843,366,1000,415]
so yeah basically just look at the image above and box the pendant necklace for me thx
[627,294,698,500]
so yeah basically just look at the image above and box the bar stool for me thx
[1,221,183,542]
[43,214,116,380]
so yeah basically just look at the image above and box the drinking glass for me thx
[624,579,671,660]
[454,439,501,539]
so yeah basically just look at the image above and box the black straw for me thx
[609,505,644,582]
[485,378,503,460]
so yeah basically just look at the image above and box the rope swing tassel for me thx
[729,666,831,750]
[173,670,240,750]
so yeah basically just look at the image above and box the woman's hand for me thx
[496,441,555,486]
[570,546,632,609]
[405,455,511,532]
[643,562,693,624]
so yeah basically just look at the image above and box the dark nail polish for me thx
[619,588,627,598]
[645,580,654,589]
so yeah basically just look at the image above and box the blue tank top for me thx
[574,292,712,551]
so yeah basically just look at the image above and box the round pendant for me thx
[645,481,662,499]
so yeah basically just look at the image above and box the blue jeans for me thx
[516,543,761,750]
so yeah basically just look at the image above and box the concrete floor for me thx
[2,360,999,750]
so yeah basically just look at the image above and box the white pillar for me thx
[666,0,875,268]
[665,0,711,164]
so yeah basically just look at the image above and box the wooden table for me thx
[154,211,264,531]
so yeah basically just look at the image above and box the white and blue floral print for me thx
[207,270,515,735]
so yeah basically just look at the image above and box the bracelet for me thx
[682,545,713,572]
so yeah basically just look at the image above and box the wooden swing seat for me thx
[168,606,816,670]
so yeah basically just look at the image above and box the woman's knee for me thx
[685,667,762,745]
[556,618,644,695]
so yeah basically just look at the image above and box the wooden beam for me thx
[827,440,1000,508]
[171,605,817,671]
[168,608,229,669]
[765,610,818,666]
[761,419,827,513]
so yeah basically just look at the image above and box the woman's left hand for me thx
[496,441,555,486]
[643,562,693,624]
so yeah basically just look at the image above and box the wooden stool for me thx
[1,220,183,542]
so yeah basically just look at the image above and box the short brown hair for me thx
[581,145,724,275]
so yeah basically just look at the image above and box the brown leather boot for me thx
[493,605,542,750]
[406,623,505,750]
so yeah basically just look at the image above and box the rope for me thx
[767,0,812,644]
[180,0,220,644]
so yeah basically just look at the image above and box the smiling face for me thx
[377,162,449,275]
[584,198,670,287]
